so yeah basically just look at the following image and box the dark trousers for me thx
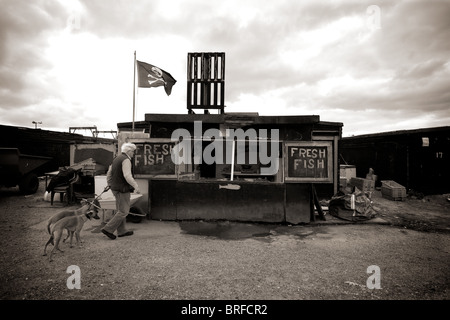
[103,190,130,235]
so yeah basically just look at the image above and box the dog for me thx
[46,199,100,238]
[43,209,98,262]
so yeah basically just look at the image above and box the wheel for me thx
[127,206,145,223]
[19,173,39,194]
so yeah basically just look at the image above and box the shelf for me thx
[222,172,275,177]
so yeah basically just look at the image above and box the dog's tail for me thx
[47,219,54,235]
[43,235,54,256]
[46,220,51,234]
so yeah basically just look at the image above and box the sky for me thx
[1,0,449,138]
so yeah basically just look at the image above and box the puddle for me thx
[179,221,319,241]
[252,232,272,238]
[179,221,275,240]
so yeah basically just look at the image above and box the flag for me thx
[136,60,177,96]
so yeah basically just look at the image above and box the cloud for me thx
[0,0,68,110]
[1,0,449,137]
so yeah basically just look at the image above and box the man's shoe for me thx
[118,231,134,237]
[101,229,116,240]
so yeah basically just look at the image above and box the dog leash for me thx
[82,186,146,217]
[81,186,111,211]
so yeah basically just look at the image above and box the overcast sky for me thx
[1,0,449,137]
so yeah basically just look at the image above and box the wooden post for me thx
[230,139,235,181]
[132,50,136,131]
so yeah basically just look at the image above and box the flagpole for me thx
[132,50,136,131]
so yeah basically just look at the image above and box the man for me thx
[101,142,141,240]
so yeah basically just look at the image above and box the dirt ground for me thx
[0,179,449,304]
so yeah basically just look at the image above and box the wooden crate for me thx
[187,52,225,114]
[349,177,375,192]
[381,180,406,201]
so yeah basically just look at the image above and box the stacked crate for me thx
[349,177,375,193]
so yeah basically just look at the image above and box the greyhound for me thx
[46,198,100,242]
[43,209,97,262]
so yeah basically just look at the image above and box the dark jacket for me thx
[109,153,134,193]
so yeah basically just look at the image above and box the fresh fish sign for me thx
[285,141,333,183]
[133,140,176,177]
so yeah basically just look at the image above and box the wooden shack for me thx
[117,113,342,224]
[0,124,117,198]
[0,124,116,175]
[340,126,450,195]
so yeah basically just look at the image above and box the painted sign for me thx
[284,141,333,183]
[132,139,176,178]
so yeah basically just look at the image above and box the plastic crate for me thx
[381,180,406,201]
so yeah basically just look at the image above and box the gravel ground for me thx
[0,181,449,305]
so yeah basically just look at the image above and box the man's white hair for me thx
[121,142,137,153]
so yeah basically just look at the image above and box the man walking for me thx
[101,142,141,240]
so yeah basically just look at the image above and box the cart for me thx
[95,190,146,223]
[0,148,52,194]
